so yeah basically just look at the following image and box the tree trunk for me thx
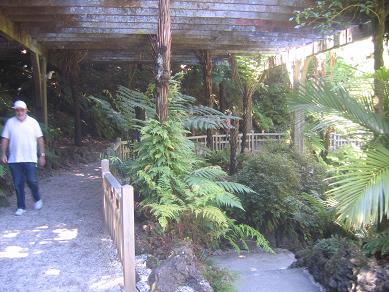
[229,112,239,175]
[241,86,253,153]
[219,80,226,112]
[199,50,213,148]
[373,0,386,115]
[155,0,171,123]
[70,72,82,146]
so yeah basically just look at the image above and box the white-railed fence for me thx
[101,159,135,292]
[188,131,365,153]
[188,131,286,153]
[329,133,365,151]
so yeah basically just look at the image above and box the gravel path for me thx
[0,163,123,292]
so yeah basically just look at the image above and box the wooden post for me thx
[40,56,48,128]
[241,85,253,153]
[251,130,255,152]
[101,159,109,175]
[31,52,43,117]
[155,0,171,123]
[121,185,136,292]
[229,110,239,175]
[70,69,82,146]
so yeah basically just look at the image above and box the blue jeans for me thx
[8,163,41,210]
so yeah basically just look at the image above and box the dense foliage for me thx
[235,143,330,247]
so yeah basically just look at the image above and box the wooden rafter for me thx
[0,11,46,57]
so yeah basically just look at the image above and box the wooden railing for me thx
[101,159,135,292]
[111,138,134,160]
[189,131,286,153]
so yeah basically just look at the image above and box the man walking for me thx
[1,100,46,215]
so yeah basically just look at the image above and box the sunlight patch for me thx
[89,275,123,291]
[0,246,29,258]
[2,231,20,238]
[53,228,78,241]
[44,268,61,276]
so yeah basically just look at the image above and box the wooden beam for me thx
[19,21,318,37]
[0,0,312,9]
[276,23,373,65]
[10,14,296,28]
[0,2,307,15]
[1,7,297,21]
[0,11,46,57]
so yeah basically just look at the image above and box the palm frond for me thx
[288,80,389,135]
[329,146,389,226]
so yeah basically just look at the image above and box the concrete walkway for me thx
[0,163,123,292]
[211,249,323,292]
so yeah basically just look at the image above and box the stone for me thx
[136,254,152,292]
[149,242,212,292]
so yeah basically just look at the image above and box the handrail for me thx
[101,159,136,292]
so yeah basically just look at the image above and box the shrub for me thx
[235,142,330,246]
[363,228,389,259]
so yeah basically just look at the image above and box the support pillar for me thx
[40,56,48,128]
[155,0,171,123]
[31,52,43,117]
[31,52,48,128]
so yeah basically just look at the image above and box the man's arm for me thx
[1,138,9,163]
[38,137,46,167]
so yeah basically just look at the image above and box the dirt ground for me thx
[0,162,123,292]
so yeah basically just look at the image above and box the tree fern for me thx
[129,117,271,251]
[89,82,239,133]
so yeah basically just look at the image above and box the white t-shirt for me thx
[1,115,43,163]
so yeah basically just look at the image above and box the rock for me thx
[136,254,152,292]
[146,254,160,270]
[149,242,212,292]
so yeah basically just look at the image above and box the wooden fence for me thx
[189,131,286,153]
[110,138,134,160]
[101,159,136,292]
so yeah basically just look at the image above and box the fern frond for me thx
[216,181,256,194]
[190,166,227,179]
[195,206,229,226]
[231,224,273,253]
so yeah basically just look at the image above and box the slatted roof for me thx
[0,0,373,63]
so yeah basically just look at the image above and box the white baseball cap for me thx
[12,100,28,110]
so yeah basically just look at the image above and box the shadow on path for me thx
[0,163,122,292]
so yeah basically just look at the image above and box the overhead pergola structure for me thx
[0,0,374,151]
